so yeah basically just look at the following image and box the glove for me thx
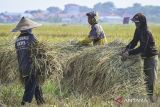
[121,51,129,61]
[77,37,92,46]
[121,47,128,54]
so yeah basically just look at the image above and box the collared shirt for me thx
[89,24,105,40]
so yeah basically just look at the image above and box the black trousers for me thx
[22,75,45,104]
[143,55,159,96]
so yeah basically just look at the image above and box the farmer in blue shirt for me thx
[12,17,45,105]
[78,11,107,46]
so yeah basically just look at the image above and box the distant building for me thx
[0,12,20,23]
[123,17,130,24]
[100,15,122,24]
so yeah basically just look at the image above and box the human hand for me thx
[121,47,128,54]
[121,51,129,61]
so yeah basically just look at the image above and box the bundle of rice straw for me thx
[28,41,91,90]
[61,40,146,99]
[0,48,18,83]
[0,40,87,84]
[0,36,19,83]
[29,42,63,84]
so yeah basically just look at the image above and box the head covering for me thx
[86,11,98,18]
[86,11,99,24]
[12,17,42,32]
[20,29,32,34]
[131,13,147,29]
[131,15,140,23]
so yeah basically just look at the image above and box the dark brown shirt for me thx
[126,28,158,58]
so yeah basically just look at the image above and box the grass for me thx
[0,24,160,107]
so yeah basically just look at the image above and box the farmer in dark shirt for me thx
[122,13,159,102]
[12,17,45,105]
[78,11,107,46]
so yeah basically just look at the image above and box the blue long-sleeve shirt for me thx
[15,32,37,76]
[89,24,105,40]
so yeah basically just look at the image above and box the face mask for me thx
[88,17,97,25]
[135,22,140,28]
[21,29,32,34]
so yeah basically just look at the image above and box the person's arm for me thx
[128,31,150,55]
[30,34,38,45]
[78,37,92,45]
[29,34,38,55]
[78,26,97,45]
[141,31,151,54]
[128,46,141,55]
[126,29,139,50]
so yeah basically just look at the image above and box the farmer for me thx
[12,17,45,105]
[78,11,107,46]
[122,13,159,102]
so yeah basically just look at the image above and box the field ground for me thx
[0,24,160,107]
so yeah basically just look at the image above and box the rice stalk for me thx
[61,40,146,99]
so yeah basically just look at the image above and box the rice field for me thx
[0,24,160,107]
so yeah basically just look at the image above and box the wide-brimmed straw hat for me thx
[12,17,42,32]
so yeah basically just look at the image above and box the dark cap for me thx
[131,14,140,23]
[86,11,98,18]
[131,13,148,29]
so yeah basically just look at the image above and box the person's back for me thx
[89,23,106,45]
[15,32,37,76]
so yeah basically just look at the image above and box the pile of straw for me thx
[61,40,146,99]
[0,48,18,83]
[0,37,18,83]
[29,41,89,83]
[50,41,89,71]
[0,40,85,84]
[0,39,146,99]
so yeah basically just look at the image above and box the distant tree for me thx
[133,3,142,8]
[94,2,115,15]
[103,2,115,9]
[94,3,102,11]
[79,6,92,13]
[48,16,62,23]
[47,7,62,13]
[1,2,160,23]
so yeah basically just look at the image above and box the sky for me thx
[0,0,160,13]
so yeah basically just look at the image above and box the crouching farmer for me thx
[78,11,107,46]
[12,17,45,105]
[122,13,159,102]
